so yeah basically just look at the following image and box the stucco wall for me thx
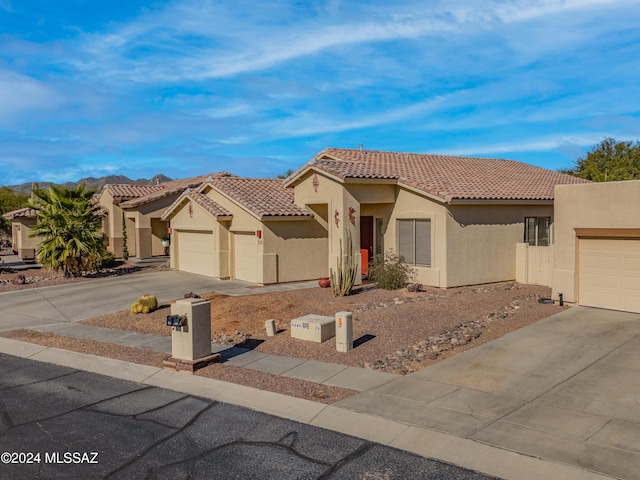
[12,218,39,260]
[263,219,328,283]
[446,204,553,287]
[294,171,355,281]
[385,188,447,287]
[553,181,640,304]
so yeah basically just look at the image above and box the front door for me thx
[360,216,374,275]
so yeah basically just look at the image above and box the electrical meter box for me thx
[290,314,335,343]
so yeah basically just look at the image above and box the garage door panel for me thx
[579,239,640,313]
[177,231,216,277]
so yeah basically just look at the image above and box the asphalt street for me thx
[0,354,491,480]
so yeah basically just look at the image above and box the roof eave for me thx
[260,214,314,221]
[446,198,555,206]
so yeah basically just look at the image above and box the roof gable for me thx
[161,191,232,221]
[118,172,236,208]
[200,178,313,219]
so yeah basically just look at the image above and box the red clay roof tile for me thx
[205,178,312,218]
[312,148,589,202]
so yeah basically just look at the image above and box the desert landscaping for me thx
[0,255,564,403]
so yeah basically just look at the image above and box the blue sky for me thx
[1,0,640,185]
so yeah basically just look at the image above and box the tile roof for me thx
[185,192,232,218]
[204,178,313,219]
[306,148,590,202]
[3,207,37,219]
[161,191,232,220]
[103,184,164,200]
[118,172,236,208]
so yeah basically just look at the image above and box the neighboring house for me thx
[552,180,640,313]
[161,177,326,284]
[3,207,38,261]
[283,148,589,288]
[98,173,234,259]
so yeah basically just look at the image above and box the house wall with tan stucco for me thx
[294,171,359,282]
[12,218,39,260]
[552,180,640,304]
[384,188,448,287]
[123,195,174,258]
[98,191,134,258]
[445,204,554,287]
[262,219,328,283]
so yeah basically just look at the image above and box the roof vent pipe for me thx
[359,143,363,153]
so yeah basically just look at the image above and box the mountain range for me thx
[6,174,173,195]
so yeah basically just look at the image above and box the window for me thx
[398,219,431,266]
[524,217,551,246]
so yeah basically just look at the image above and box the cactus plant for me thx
[330,230,358,297]
[131,294,158,315]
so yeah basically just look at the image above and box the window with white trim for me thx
[398,219,431,266]
[524,217,551,246]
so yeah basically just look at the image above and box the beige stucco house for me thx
[162,177,327,283]
[98,173,234,259]
[284,148,590,288]
[163,148,587,287]
[552,180,640,313]
[3,207,38,261]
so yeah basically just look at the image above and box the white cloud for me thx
[0,70,62,123]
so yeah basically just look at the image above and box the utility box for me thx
[335,311,353,352]
[170,298,212,362]
[291,314,335,343]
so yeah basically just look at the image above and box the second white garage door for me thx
[234,232,258,283]
[177,230,216,277]
[579,238,640,313]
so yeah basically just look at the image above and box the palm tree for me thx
[29,183,107,277]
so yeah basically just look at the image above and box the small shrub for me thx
[131,294,158,315]
[368,250,417,290]
[96,251,116,269]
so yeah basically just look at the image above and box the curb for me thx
[0,337,611,480]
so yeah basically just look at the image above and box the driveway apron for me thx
[335,307,640,480]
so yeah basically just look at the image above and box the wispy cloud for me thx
[1,0,640,184]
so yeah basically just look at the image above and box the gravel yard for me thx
[81,281,564,374]
[0,253,566,403]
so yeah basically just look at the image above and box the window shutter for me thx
[398,220,415,264]
[415,220,431,266]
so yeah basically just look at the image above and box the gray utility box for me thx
[171,298,211,361]
[291,314,335,343]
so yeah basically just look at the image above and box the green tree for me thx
[28,183,107,277]
[0,187,29,214]
[276,168,295,179]
[0,187,29,234]
[562,138,640,181]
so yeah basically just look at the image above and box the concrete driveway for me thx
[336,307,640,480]
[0,270,316,332]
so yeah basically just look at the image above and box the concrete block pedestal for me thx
[163,298,220,374]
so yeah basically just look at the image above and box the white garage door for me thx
[579,238,640,313]
[177,230,216,277]
[234,232,257,283]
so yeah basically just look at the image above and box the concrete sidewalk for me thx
[0,272,637,479]
[32,322,397,392]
